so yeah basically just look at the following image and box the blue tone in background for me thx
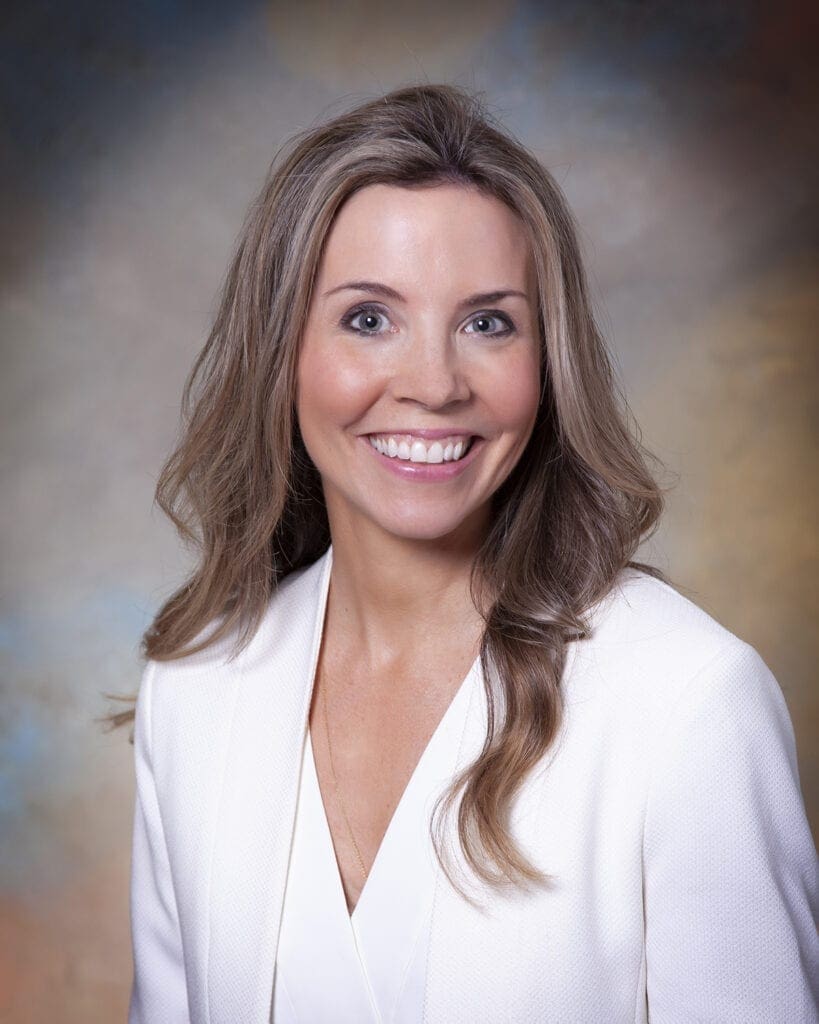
[2,1,816,1017]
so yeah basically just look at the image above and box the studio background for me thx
[2,2,816,1019]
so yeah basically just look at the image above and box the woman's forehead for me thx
[317,182,533,295]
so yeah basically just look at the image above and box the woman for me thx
[125,84,818,1022]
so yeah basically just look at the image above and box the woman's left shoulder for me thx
[577,568,783,724]
[591,567,740,648]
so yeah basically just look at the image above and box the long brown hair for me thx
[106,83,672,898]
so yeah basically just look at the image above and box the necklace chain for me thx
[321,673,369,884]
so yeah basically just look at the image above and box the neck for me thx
[324,511,490,670]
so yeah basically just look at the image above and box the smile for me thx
[367,433,475,463]
[361,432,484,481]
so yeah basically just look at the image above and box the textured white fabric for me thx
[129,544,819,1023]
[273,656,476,1023]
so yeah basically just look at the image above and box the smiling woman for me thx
[297,183,540,540]
[119,84,818,1023]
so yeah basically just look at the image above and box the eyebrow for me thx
[322,280,529,309]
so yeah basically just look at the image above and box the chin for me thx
[371,509,475,542]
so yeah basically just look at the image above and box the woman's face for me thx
[296,182,541,545]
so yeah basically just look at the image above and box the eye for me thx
[464,310,515,337]
[340,303,391,336]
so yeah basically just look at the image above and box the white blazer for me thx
[129,544,818,1023]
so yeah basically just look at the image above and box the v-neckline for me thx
[305,546,482,925]
[306,652,478,927]
[273,545,483,1024]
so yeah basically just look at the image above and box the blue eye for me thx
[464,311,514,337]
[341,304,389,335]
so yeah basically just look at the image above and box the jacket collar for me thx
[207,544,334,1023]
[203,543,615,1022]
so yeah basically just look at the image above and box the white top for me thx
[272,655,479,1023]
[128,547,819,1023]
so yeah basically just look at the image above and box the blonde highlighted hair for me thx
[106,83,671,898]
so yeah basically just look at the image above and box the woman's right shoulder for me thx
[140,552,328,717]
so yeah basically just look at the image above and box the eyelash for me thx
[339,303,515,338]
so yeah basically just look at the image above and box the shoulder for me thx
[587,567,739,655]
[574,568,780,732]
[141,548,330,727]
[563,572,804,853]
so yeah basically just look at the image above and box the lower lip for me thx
[361,436,484,481]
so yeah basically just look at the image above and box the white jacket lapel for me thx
[423,659,517,1022]
[207,546,333,1023]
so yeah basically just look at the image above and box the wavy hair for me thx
[105,83,672,898]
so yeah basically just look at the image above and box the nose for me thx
[389,330,471,410]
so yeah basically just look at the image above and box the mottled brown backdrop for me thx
[1,1,816,1019]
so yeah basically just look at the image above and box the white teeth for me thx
[368,434,473,463]
[426,442,444,463]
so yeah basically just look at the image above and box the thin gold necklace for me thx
[320,672,369,884]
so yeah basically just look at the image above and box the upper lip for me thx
[365,428,480,439]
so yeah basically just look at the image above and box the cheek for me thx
[480,346,541,434]
[297,338,383,431]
